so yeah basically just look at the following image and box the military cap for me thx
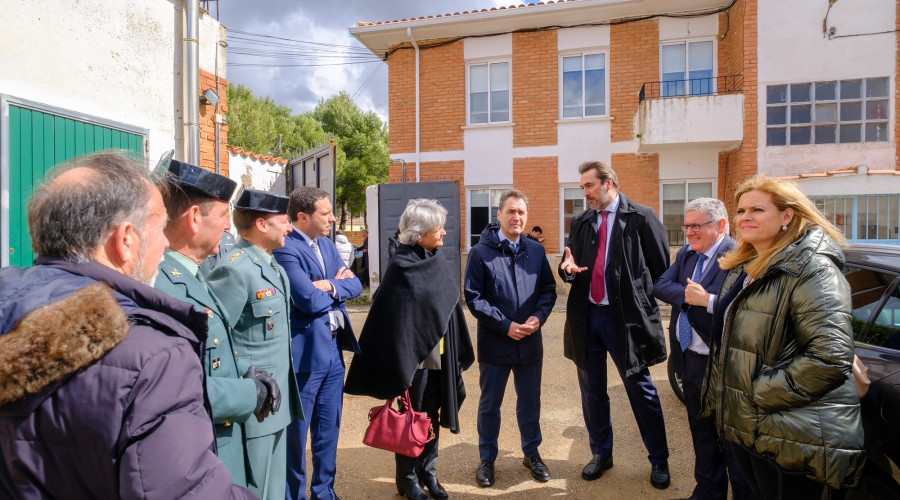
[234,188,289,214]
[162,158,237,203]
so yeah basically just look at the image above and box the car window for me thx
[844,266,900,348]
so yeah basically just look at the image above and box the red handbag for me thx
[362,390,435,457]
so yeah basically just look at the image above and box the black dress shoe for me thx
[522,455,551,482]
[581,454,613,481]
[650,462,670,489]
[475,460,495,487]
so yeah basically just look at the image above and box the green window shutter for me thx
[7,104,144,267]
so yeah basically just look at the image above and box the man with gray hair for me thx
[0,151,254,498]
[653,197,749,500]
[465,189,557,487]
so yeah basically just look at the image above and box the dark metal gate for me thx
[376,181,461,288]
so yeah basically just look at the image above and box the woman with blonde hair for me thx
[702,175,864,499]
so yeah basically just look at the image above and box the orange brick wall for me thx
[388,44,416,154]
[610,19,659,142]
[715,0,758,216]
[514,157,560,253]
[612,153,660,213]
[512,31,558,148]
[387,40,465,154]
[199,70,228,176]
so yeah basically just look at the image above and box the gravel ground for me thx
[321,302,695,500]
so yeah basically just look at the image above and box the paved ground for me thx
[328,301,696,499]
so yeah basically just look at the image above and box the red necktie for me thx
[590,210,609,303]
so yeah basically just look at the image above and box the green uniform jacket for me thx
[154,250,257,487]
[701,227,865,489]
[206,240,304,445]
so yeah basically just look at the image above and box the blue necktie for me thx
[678,253,708,352]
[510,241,518,254]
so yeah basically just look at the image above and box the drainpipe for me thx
[185,0,201,166]
[407,27,420,182]
[214,40,227,174]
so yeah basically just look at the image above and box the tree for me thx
[226,86,388,228]
[226,83,327,159]
[313,92,389,228]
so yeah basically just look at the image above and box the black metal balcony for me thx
[639,75,743,102]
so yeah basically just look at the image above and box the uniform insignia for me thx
[252,256,260,262]
[265,288,273,297]
[266,320,275,331]
[257,290,265,300]
[212,357,221,370]
[205,307,214,318]
[230,253,240,263]
[171,268,182,277]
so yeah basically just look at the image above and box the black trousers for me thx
[730,443,826,500]
[396,369,441,478]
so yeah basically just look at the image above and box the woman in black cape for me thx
[345,198,474,500]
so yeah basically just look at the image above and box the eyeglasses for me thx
[680,221,714,233]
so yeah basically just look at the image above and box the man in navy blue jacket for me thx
[464,189,557,488]
[652,197,749,500]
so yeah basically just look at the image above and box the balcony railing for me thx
[639,75,743,102]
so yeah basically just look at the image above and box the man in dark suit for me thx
[274,186,362,500]
[652,198,750,500]
[559,160,671,489]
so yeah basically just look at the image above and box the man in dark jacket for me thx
[0,152,254,499]
[559,160,671,489]
[652,198,749,500]
[465,189,557,487]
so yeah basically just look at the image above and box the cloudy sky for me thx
[218,1,512,123]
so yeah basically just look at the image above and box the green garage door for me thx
[7,104,144,267]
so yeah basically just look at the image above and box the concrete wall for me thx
[0,0,225,164]
[756,0,897,177]
[228,147,288,195]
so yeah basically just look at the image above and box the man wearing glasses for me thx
[653,197,750,500]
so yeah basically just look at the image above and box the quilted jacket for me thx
[701,227,865,489]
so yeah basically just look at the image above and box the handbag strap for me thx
[400,389,413,410]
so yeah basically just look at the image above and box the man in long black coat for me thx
[559,160,671,489]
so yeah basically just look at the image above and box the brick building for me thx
[351,0,900,254]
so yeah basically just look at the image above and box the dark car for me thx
[842,244,900,497]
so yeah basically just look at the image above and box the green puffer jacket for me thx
[701,227,864,489]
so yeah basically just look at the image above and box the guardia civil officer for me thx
[154,160,280,488]
[206,189,305,500]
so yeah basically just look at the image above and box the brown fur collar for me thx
[0,282,130,406]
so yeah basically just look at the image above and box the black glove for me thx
[257,372,281,414]
[251,378,271,422]
[245,366,282,419]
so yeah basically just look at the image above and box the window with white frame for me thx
[562,188,587,243]
[766,78,890,146]
[469,188,507,247]
[661,40,714,97]
[812,194,900,244]
[662,181,714,246]
[469,61,510,124]
[561,53,607,118]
